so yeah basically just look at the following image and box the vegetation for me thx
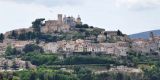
[3,47,160,80]
[3,18,160,80]
[0,69,78,80]
[61,56,115,65]
[0,33,4,42]
[117,30,124,36]
[5,45,21,56]
[23,44,44,53]
[75,24,89,28]
[22,52,57,66]
[32,18,45,33]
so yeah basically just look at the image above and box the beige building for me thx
[97,34,106,43]
[42,42,59,53]
[41,14,82,33]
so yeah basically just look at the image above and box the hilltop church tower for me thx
[76,15,82,25]
[149,32,155,42]
[58,14,63,25]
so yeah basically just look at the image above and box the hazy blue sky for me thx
[0,0,160,34]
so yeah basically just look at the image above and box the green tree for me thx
[29,72,36,80]
[0,73,3,80]
[117,30,123,36]
[83,24,89,28]
[8,74,13,80]
[5,46,21,56]
[23,53,57,66]
[3,62,8,70]
[10,30,18,39]
[32,18,45,44]
[0,33,4,42]
[95,73,111,80]
[23,44,44,53]
[32,18,45,33]
[5,45,13,56]
[11,60,19,70]
[18,33,26,40]
[116,73,124,80]
[39,72,45,80]
[77,68,93,80]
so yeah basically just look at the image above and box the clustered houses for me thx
[0,39,130,56]
[0,39,34,55]
[41,39,130,56]
[2,14,160,57]
[4,39,34,50]
[131,32,160,54]
[10,40,34,51]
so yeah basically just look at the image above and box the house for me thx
[0,43,7,55]
[131,39,150,53]
[86,43,93,52]
[106,31,118,38]
[43,42,59,53]
[106,47,115,54]
[63,41,75,52]
[11,41,34,51]
[74,44,84,52]
[97,34,106,43]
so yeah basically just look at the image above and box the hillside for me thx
[129,29,160,39]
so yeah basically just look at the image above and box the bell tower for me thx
[58,14,63,25]
[76,15,82,25]
[149,32,155,42]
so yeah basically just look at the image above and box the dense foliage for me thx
[0,33,4,42]
[61,56,115,65]
[5,45,21,56]
[23,44,44,53]
[22,52,57,66]
[0,69,78,80]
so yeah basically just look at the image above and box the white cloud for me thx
[115,0,160,10]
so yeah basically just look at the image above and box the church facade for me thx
[41,14,82,33]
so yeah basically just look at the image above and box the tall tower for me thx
[150,32,155,42]
[76,15,82,25]
[58,14,63,25]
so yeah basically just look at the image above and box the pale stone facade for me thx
[40,39,130,56]
[41,14,82,33]
[97,34,106,43]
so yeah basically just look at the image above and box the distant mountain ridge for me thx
[129,29,160,39]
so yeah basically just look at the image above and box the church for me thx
[41,14,82,33]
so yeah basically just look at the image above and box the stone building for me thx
[76,15,82,25]
[97,34,106,43]
[41,14,82,33]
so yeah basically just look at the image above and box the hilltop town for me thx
[0,14,160,80]
[1,14,131,56]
